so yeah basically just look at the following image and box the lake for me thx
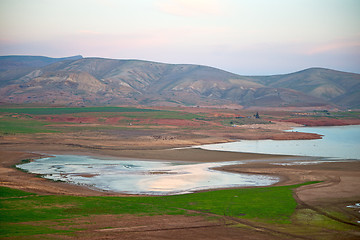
[200,125,360,160]
[17,155,279,195]
[17,125,359,195]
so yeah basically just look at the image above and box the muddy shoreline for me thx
[1,146,359,205]
[0,147,291,195]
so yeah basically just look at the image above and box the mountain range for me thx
[0,55,359,109]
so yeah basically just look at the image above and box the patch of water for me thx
[17,155,279,195]
[346,203,360,208]
[346,203,360,224]
[199,125,360,160]
[270,160,350,166]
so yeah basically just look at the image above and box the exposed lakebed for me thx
[17,155,279,195]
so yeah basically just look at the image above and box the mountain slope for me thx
[252,68,360,108]
[0,55,83,87]
[0,56,358,108]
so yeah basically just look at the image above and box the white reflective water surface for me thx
[17,155,279,195]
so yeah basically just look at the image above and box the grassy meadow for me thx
[1,182,357,239]
[0,183,317,238]
[0,106,159,115]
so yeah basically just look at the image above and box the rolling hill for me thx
[251,68,360,109]
[0,55,83,87]
[0,56,359,109]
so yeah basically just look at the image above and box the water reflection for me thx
[17,155,279,195]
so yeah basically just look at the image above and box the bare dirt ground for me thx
[280,118,360,126]
[26,214,288,240]
[233,120,304,130]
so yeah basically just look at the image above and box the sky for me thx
[0,0,359,75]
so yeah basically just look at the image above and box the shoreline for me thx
[1,147,359,203]
[0,147,297,196]
[14,151,288,196]
[1,123,359,209]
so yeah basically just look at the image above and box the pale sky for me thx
[0,0,359,75]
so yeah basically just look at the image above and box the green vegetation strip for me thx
[0,182,318,237]
[0,118,58,134]
[0,187,35,198]
[0,107,159,115]
[0,106,203,121]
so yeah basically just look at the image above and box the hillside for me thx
[0,56,358,109]
[0,55,83,87]
[252,68,360,109]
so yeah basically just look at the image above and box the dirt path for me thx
[38,214,289,240]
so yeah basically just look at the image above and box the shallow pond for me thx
[17,155,279,195]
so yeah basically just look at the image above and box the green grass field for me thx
[0,106,160,115]
[0,106,202,119]
[0,117,58,135]
[0,183,318,238]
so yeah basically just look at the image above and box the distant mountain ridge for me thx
[0,55,83,68]
[0,55,83,87]
[250,68,360,108]
[0,56,359,109]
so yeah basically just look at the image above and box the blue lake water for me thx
[17,155,279,195]
[200,125,360,160]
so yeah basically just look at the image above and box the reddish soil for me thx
[137,118,203,126]
[105,117,126,124]
[37,116,101,124]
[36,115,128,125]
[280,118,360,126]
[36,115,206,127]
[212,113,244,118]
